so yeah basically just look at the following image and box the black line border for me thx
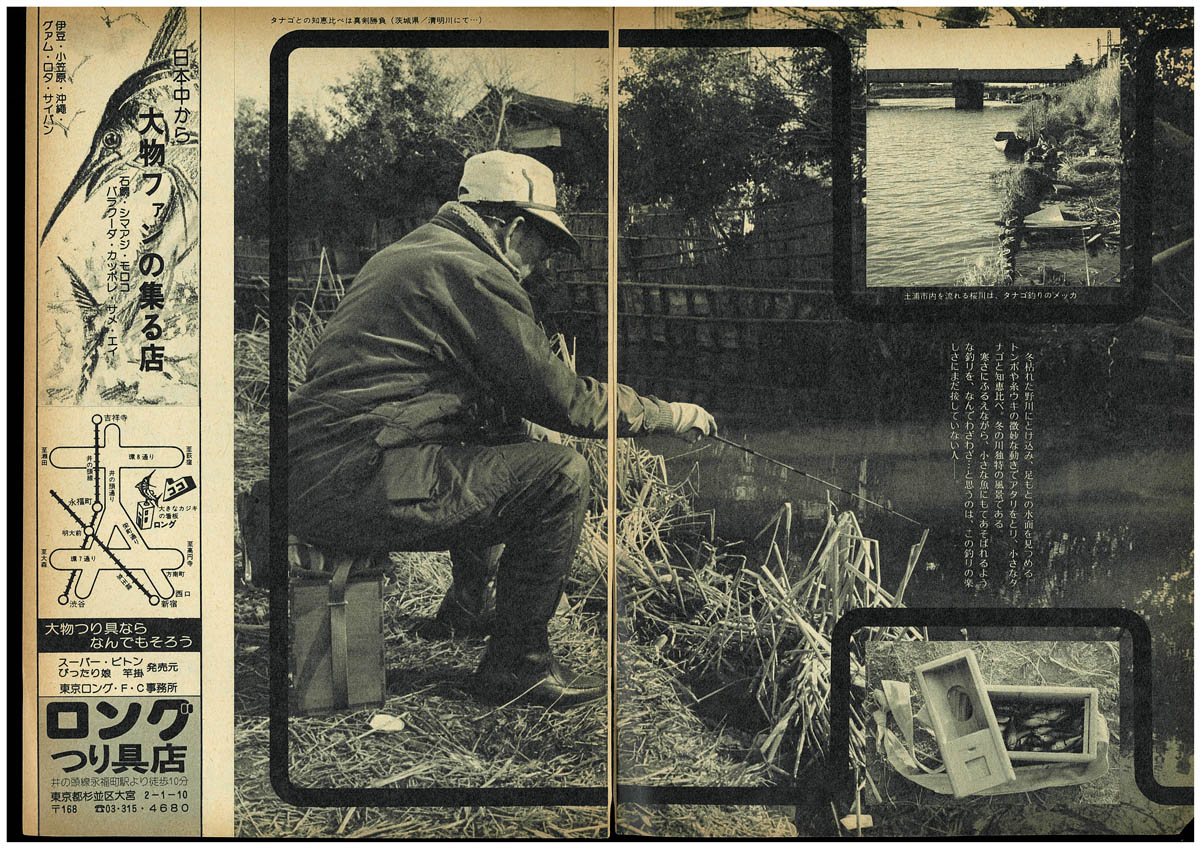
[267,24,1194,818]
[268,28,610,809]
[830,607,1193,810]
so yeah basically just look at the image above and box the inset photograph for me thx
[863,27,1123,288]
[860,638,1184,836]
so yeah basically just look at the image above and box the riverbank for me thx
[1018,62,1121,238]
[961,64,1121,286]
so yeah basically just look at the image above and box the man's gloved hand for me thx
[667,401,717,442]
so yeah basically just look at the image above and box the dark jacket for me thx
[289,202,673,512]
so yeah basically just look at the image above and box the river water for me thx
[865,97,1024,287]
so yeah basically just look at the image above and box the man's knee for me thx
[546,444,590,498]
[507,442,590,506]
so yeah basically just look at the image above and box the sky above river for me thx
[867,27,1120,70]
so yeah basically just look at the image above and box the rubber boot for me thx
[418,580,496,641]
[474,631,605,708]
[413,544,500,640]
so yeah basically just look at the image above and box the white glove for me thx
[667,402,717,441]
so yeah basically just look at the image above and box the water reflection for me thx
[866,98,1022,286]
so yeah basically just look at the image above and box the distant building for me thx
[459,88,604,195]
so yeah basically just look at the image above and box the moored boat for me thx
[994,131,1031,157]
[1021,204,1096,231]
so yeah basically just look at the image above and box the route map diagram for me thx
[41,413,198,613]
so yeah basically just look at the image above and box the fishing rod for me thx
[708,433,925,527]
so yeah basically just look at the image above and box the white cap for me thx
[458,150,581,255]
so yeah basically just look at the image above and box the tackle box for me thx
[986,684,1100,765]
[914,649,1017,797]
[288,538,388,715]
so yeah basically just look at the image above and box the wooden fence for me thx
[533,193,846,425]
[232,196,858,427]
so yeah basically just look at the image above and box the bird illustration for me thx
[39,7,199,404]
[135,471,160,505]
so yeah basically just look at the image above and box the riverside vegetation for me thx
[959,63,1122,286]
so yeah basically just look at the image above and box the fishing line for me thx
[708,433,925,527]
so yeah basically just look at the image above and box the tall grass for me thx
[233,302,328,492]
[1018,63,1120,144]
[957,242,1011,287]
[614,469,927,783]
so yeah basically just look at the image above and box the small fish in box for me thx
[986,684,1099,764]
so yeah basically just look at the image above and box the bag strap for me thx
[328,557,353,709]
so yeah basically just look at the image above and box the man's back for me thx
[290,211,532,459]
[281,151,715,708]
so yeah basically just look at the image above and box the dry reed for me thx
[232,308,774,835]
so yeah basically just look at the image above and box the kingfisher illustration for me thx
[39,7,200,404]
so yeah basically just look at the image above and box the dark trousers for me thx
[445,542,503,614]
[294,440,590,649]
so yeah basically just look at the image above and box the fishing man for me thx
[288,151,717,707]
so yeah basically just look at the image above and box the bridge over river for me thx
[865,67,1083,108]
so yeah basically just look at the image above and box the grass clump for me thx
[1019,63,1120,148]
[958,242,1012,287]
[614,471,928,783]
[996,165,1054,221]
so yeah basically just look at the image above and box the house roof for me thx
[466,88,601,130]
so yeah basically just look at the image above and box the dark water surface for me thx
[866,98,1021,287]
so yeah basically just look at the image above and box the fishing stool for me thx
[288,536,388,715]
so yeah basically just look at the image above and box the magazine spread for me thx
[21,6,1195,838]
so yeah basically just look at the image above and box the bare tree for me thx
[453,51,541,155]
